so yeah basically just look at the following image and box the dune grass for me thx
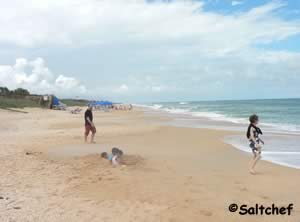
[0,97,40,109]
[0,97,89,111]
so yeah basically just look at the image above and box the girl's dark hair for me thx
[249,114,259,123]
[101,152,108,158]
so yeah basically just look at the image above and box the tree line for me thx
[0,87,30,96]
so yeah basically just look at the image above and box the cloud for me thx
[116,84,129,92]
[0,58,86,97]
[119,84,129,91]
[231,1,243,6]
[151,86,162,92]
[0,1,300,101]
[1,0,299,52]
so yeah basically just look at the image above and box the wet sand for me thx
[0,107,299,221]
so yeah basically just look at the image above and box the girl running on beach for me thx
[247,114,264,174]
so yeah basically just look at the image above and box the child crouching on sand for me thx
[247,114,264,174]
[101,147,124,166]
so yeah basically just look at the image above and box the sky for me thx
[0,0,299,102]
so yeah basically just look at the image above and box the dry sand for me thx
[0,107,299,222]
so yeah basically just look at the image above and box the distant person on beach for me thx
[84,105,96,143]
[247,114,264,174]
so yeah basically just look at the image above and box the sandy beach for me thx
[0,107,299,222]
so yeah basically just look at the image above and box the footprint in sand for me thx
[183,176,193,185]
[260,195,270,200]
[238,187,248,192]
[25,151,42,156]
[199,209,213,217]
[189,187,203,193]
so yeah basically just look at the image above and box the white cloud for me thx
[151,86,162,92]
[231,1,243,6]
[0,0,299,54]
[55,75,81,89]
[117,84,129,92]
[0,1,300,101]
[0,58,86,97]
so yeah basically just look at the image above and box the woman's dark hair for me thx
[112,147,119,155]
[118,149,123,156]
[112,147,124,156]
[249,114,259,123]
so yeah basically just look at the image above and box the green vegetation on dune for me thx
[0,87,30,96]
[0,86,90,109]
[0,97,89,109]
[0,97,40,109]
[0,87,39,109]
[61,99,89,107]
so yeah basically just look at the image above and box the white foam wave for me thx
[224,137,300,169]
[162,107,190,114]
[191,112,247,124]
[162,109,249,124]
[152,104,163,110]
[263,151,300,155]
[261,122,300,133]
[136,103,300,134]
[133,103,162,110]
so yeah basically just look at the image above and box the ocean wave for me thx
[191,112,248,124]
[179,102,189,105]
[138,102,300,169]
[152,104,163,110]
[136,103,300,134]
[133,103,162,110]
[143,104,249,124]
[261,122,300,133]
[224,136,300,169]
[162,107,190,114]
[263,151,300,155]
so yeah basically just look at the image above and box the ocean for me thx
[137,99,300,169]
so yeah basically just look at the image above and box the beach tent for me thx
[89,101,113,111]
[100,101,112,106]
[51,95,66,110]
[89,101,113,106]
[38,95,66,109]
[52,96,60,106]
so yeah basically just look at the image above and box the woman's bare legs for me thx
[90,132,96,143]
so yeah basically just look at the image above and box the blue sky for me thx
[0,0,299,102]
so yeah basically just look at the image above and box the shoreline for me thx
[136,102,300,135]
[1,107,299,221]
[138,105,300,170]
